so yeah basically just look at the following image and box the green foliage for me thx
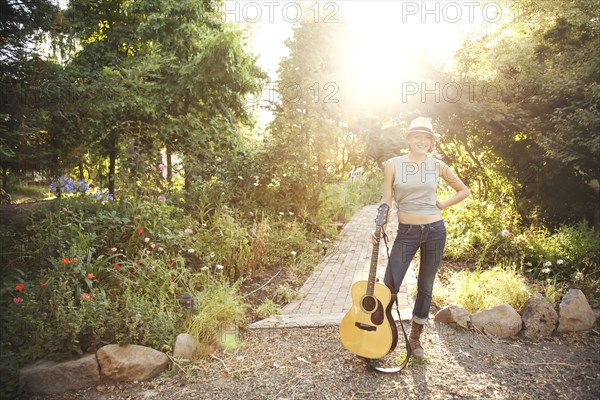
[317,175,382,224]
[255,299,281,320]
[433,265,534,313]
[183,280,247,346]
[271,284,298,304]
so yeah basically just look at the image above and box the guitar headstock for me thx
[374,203,389,227]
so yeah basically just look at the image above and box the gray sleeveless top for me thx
[393,155,440,215]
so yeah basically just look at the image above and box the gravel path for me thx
[35,323,600,400]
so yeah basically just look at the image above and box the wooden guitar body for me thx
[340,281,398,359]
[339,203,399,360]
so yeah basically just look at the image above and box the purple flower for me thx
[158,195,166,201]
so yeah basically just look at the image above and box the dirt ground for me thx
[30,321,600,400]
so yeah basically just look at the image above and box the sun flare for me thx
[339,1,473,109]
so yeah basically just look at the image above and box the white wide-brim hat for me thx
[405,117,441,140]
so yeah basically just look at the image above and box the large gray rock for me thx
[173,333,197,361]
[470,303,522,338]
[521,294,558,339]
[557,289,596,332]
[19,354,99,395]
[434,304,470,329]
[96,344,169,382]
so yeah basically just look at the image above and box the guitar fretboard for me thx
[366,225,381,297]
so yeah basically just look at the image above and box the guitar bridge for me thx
[355,322,376,332]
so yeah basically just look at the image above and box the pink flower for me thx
[158,163,166,172]
[114,263,121,269]
[144,237,150,243]
[40,282,48,287]
[81,293,90,301]
[110,247,117,252]
[146,250,151,255]
[72,258,78,263]
[12,297,23,304]
[158,247,164,252]
[87,273,95,280]
[150,243,156,249]
[502,229,511,237]
[157,195,166,201]
[516,235,525,243]
[184,228,194,235]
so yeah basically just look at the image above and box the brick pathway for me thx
[250,204,415,328]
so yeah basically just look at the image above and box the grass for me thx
[433,264,534,313]
[7,184,52,203]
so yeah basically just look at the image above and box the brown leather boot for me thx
[408,322,425,360]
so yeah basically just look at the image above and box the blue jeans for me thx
[383,220,447,324]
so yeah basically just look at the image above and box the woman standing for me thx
[373,117,470,360]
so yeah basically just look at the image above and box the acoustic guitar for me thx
[339,203,398,359]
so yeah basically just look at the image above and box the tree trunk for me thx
[166,146,173,183]
[108,134,117,197]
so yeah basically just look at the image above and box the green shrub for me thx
[183,279,247,345]
[433,264,534,313]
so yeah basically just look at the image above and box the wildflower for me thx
[158,247,164,252]
[184,228,194,234]
[146,250,151,255]
[157,195,166,201]
[541,268,551,274]
[288,211,294,216]
[137,228,145,234]
[12,297,23,304]
[279,212,285,216]
[15,283,25,291]
[61,258,71,264]
[210,252,215,258]
[253,182,259,187]
[544,261,552,267]
[87,273,95,280]
[557,259,564,265]
[501,229,510,237]
[216,264,224,270]
[574,271,583,280]
[72,258,78,263]
[81,293,90,301]
[150,243,156,249]
[516,235,525,243]
[291,251,297,257]
[201,266,209,271]
[62,207,68,212]
[40,282,48,287]
[114,263,121,269]
[111,247,117,252]
[187,249,195,254]
[144,237,150,243]
[248,211,254,218]
[158,163,166,172]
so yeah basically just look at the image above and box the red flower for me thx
[15,283,25,291]
[114,263,121,269]
[12,297,23,304]
[87,273,95,280]
[81,293,90,301]
[137,228,145,234]
[40,282,48,287]
[61,258,71,264]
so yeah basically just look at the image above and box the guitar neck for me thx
[366,226,381,296]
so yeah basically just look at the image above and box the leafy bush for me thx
[433,264,534,313]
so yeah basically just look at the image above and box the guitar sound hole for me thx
[361,296,377,313]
